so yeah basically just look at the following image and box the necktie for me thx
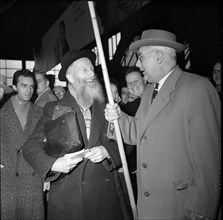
[80,107,91,140]
[151,83,159,103]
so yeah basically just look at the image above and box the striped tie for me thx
[81,108,91,139]
[151,83,159,103]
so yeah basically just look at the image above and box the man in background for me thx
[53,85,66,100]
[121,67,146,116]
[1,69,44,219]
[211,61,221,98]
[34,70,58,108]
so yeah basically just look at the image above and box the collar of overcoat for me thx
[1,98,42,149]
[56,91,106,148]
[138,66,183,140]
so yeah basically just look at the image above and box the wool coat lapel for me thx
[2,100,25,149]
[139,67,183,140]
[24,104,42,136]
[88,101,105,148]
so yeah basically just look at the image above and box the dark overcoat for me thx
[0,98,45,220]
[23,91,132,220]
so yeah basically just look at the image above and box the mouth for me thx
[86,77,95,83]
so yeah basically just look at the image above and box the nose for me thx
[136,59,141,68]
[27,86,32,93]
[89,69,95,77]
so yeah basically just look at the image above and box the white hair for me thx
[149,46,176,57]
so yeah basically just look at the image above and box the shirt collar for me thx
[157,65,177,91]
[11,95,30,110]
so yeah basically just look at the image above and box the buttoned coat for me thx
[0,98,44,220]
[115,66,221,219]
[23,91,132,220]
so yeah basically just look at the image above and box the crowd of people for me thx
[0,28,221,220]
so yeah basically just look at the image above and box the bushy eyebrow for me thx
[20,82,34,87]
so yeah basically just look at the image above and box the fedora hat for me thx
[130,29,185,53]
[58,49,96,82]
[0,74,13,94]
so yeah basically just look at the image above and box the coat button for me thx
[144,191,150,197]
[142,163,147,168]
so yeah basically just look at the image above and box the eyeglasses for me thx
[137,50,156,62]
[212,70,222,75]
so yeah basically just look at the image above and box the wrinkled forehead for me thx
[111,83,118,91]
[137,46,152,55]
[67,57,93,77]
[18,75,34,85]
[126,71,142,81]
[71,57,92,68]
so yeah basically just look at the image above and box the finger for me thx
[92,158,99,163]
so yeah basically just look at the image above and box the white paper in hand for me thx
[64,149,89,160]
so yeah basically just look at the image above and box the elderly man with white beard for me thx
[23,49,133,220]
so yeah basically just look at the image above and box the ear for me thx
[12,85,17,92]
[66,74,75,83]
[156,50,164,64]
[46,80,50,87]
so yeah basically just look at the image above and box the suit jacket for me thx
[112,66,221,219]
[23,91,133,220]
[35,88,58,108]
[0,98,44,220]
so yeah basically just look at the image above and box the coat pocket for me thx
[173,180,189,190]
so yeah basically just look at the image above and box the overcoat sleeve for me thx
[23,101,60,182]
[107,111,138,146]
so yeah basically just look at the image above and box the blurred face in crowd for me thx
[121,87,129,104]
[12,75,34,103]
[126,71,145,98]
[35,73,49,96]
[111,83,121,103]
[0,87,5,100]
[53,86,65,100]
[66,57,104,106]
[212,62,221,86]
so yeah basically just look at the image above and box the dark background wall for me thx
[93,0,221,87]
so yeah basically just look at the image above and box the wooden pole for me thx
[88,2,137,220]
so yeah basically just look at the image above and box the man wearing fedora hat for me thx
[23,49,133,220]
[105,29,221,220]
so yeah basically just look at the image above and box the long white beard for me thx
[70,78,105,108]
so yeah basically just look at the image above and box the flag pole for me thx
[88,2,137,220]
